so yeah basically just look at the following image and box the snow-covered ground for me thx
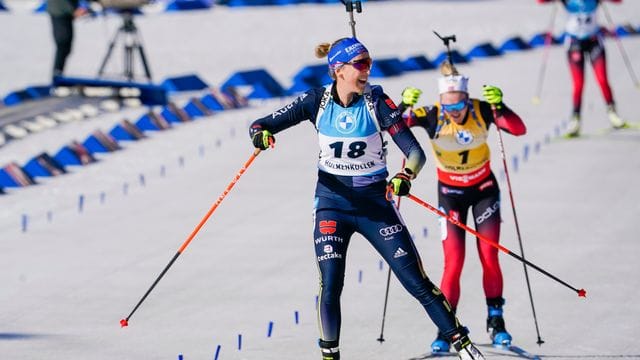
[1,1,639,359]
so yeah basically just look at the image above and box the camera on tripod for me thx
[97,0,153,82]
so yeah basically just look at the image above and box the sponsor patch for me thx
[319,220,337,235]
[385,98,397,110]
[393,247,408,258]
[455,129,474,145]
[379,224,403,237]
[478,180,494,191]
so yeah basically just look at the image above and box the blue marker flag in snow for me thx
[267,321,274,337]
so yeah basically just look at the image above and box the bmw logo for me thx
[455,130,473,145]
[336,112,356,134]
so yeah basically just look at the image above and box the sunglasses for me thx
[339,57,373,71]
[441,100,468,113]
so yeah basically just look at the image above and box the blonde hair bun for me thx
[315,43,331,59]
[440,60,459,77]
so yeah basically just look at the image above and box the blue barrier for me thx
[54,146,81,166]
[110,124,137,141]
[224,0,275,6]
[0,0,8,11]
[83,130,120,154]
[614,24,637,37]
[555,32,567,43]
[210,88,247,109]
[109,120,145,141]
[163,103,192,123]
[53,75,168,105]
[33,0,46,12]
[23,153,66,178]
[135,112,172,131]
[3,90,33,106]
[161,107,183,124]
[0,163,36,187]
[528,32,560,47]
[200,93,225,111]
[26,85,52,98]
[0,168,20,187]
[135,114,162,131]
[465,43,502,59]
[161,74,209,91]
[288,64,331,93]
[499,36,531,52]
[221,69,288,99]
[222,0,341,5]
[433,50,468,66]
[401,55,435,71]
[2,85,51,106]
[369,58,405,78]
[166,0,213,11]
[183,98,212,118]
[502,36,532,51]
[83,135,110,153]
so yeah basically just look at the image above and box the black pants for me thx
[313,179,463,345]
[50,15,74,75]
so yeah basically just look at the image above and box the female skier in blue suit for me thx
[248,37,484,360]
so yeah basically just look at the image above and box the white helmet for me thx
[438,74,469,95]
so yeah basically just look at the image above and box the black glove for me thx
[251,129,275,150]
[388,172,412,196]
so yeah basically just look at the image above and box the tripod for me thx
[98,11,152,82]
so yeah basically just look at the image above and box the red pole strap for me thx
[406,194,586,298]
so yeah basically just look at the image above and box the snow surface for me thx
[1,1,640,359]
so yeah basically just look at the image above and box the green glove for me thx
[482,85,503,109]
[388,172,412,197]
[401,87,423,106]
[251,129,275,150]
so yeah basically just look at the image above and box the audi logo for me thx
[379,224,403,237]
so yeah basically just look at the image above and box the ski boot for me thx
[607,105,627,129]
[452,333,485,360]
[565,113,581,138]
[430,332,451,352]
[319,339,340,360]
[487,298,513,346]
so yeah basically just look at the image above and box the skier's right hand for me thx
[388,172,412,197]
[401,87,422,107]
[251,129,275,150]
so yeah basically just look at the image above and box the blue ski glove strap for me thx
[402,87,423,106]
[482,85,503,109]
[252,129,275,150]
[388,172,412,196]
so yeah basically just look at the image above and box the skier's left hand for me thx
[482,85,503,109]
[401,87,422,107]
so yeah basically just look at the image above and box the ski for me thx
[408,352,457,360]
[499,344,541,360]
[479,343,541,360]
[555,120,640,140]
[595,121,640,135]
